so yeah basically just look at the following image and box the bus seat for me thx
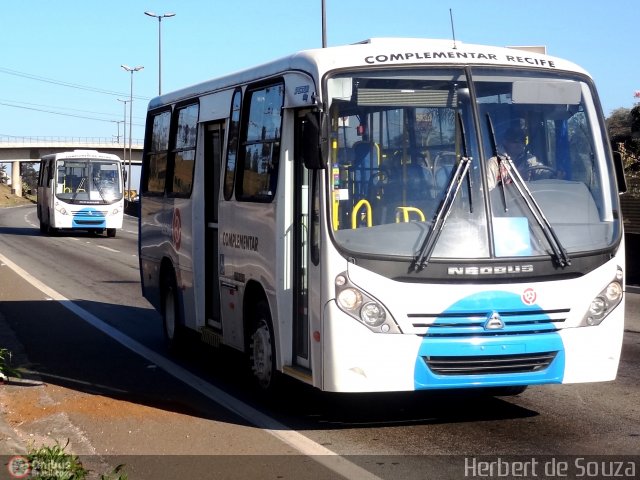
[433,151,457,192]
[64,175,78,193]
[368,162,432,224]
[403,163,433,202]
[352,141,380,168]
[368,165,401,224]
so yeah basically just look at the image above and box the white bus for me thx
[37,150,125,237]
[139,38,627,393]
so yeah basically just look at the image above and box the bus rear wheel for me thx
[250,302,280,392]
[107,228,116,238]
[161,270,184,353]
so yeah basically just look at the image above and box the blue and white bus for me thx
[139,38,626,394]
[37,150,125,237]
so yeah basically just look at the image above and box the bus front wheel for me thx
[250,302,280,392]
[107,228,116,238]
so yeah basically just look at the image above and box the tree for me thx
[607,108,632,144]
[20,163,38,196]
[630,104,640,136]
[607,107,640,193]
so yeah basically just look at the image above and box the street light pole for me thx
[144,11,175,96]
[121,65,143,200]
[321,0,327,48]
[117,98,128,163]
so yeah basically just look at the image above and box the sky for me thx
[1,1,638,144]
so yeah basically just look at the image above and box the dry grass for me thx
[0,183,36,207]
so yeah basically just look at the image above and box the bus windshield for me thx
[327,67,620,261]
[55,159,123,204]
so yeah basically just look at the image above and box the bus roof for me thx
[40,150,122,161]
[149,37,589,110]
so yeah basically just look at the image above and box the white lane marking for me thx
[24,213,37,228]
[97,245,120,253]
[0,252,381,480]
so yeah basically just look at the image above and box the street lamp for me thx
[321,0,326,48]
[116,98,129,164]
[144,11,175,96]
[121,65,143,200]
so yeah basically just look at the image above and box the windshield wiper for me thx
[486,113,571,268]
[93,177,107,204]
[486,115,509,212]
[71,177,87,203]
[413,112,471,272]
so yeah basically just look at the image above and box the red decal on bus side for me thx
[172,208,182,251]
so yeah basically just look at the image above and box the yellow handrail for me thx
[352,199,372,229]
[395,206,425,223]
[332,190,340,231]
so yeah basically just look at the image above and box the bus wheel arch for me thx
[160,259,184,353]
[244,284,280,391]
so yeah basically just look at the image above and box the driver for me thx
[487,126,546,189]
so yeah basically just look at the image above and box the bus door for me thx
[292,111,320,370]
[204,121,224,329]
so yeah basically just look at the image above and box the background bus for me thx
[37,150,125,237]
[139,38,626,394]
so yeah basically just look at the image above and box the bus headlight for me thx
[337,288,362,310]
[581,267,623,326]
[55,205,68,215]
[361,302,386,327]
[334,272,400,333]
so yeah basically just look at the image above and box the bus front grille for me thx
[72,211,107,217]
[410,309,569,337]
[424,352,558,375]
[74,220,105,225]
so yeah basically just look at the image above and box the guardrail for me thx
[0,136,144,147]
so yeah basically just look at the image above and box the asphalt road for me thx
[0,204,639,480]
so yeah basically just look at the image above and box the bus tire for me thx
[43,210,53,234]
[249,301,280,392]
[107,228,116,238]
[161,270,185,354]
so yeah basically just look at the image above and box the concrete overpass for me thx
[0,137,143,197]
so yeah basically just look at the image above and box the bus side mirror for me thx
[613,151,627,194]
[301,111,327,170]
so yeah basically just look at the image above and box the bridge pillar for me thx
[11,161,21,198]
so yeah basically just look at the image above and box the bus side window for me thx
[236,82,284,202]
[144,109,171,195]
[169,103,199,197]
[223,88,242,200]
